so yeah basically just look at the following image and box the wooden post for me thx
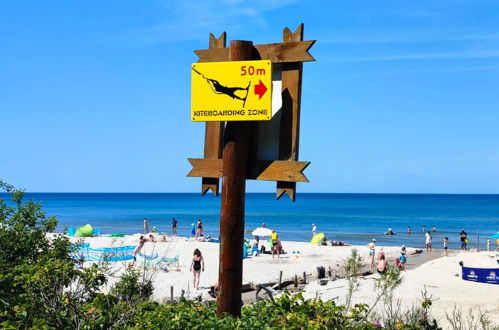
[170,286,174,302]
[294,274,298,287]
[278,270,283,289]
[216,40,254,318]
[303,271,307,284]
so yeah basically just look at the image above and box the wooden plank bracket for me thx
[201,32,226,196]
[277,24,305,201]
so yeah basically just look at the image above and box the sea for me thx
[2,193,498,250]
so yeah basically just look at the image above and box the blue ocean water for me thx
[2,193,498,249]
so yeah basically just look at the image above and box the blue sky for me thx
[1,0,498,193]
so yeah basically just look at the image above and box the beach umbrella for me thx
[490,232,499,239]
[310,232,325,244]
[252,227,273,237]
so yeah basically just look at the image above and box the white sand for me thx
[66,234,499,328]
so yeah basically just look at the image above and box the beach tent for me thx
[310,233,325,244]
[252,227,273,237]
[74,224,93,237]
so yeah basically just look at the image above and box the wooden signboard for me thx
[189,24,314,200]
[187,24,315,319]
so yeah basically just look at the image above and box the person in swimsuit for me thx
[196,219,203,238]
[190,248,204,289]
[425,231,432,252]
[367,239,376,268]
[132,236,146,265]
[271,230,279,258]
[171,217,177,236]
[377,253,388,274]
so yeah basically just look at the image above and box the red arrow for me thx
[254,80,267,99]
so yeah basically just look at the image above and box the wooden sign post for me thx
[188,24,315,318]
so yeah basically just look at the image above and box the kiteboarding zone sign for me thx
[191,60,272,122]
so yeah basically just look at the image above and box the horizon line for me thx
[5,192,499,196]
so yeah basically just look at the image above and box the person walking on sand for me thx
[143,218,149,234]
[425,231,432,251]
[312,223,317,237]
[443,237,449,256]
[367,239,376,268]
[190,248,204,289]
[171,217,177,237]
[459,229,468,250]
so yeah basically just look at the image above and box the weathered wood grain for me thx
[277,24,305,201]
[201,32,226,196]
[194,40,315,63]
[187,158,310,182]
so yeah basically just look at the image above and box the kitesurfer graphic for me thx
[192,67,251,107]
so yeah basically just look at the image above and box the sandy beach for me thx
[64,233,499,327]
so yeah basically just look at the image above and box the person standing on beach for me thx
[196,219,203,238]
[312,224,317,236]
[459,229,468,250]
[367,239,376,268]
[190,248,204,289]
[171,217,177,237]
[425,231,432,251]
[271,230,280,258]
[143,218,149,234]
[443,237,449,256]
[132,236,146,265]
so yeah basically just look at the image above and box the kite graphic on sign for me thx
[192,67,251,107]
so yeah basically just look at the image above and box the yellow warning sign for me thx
[191,60,272,122]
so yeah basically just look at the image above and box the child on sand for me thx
[367,239,376,268]
[398,251,407,270]
[190,248,204,289]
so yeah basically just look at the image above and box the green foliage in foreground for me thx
[0,180,449,329]
[132,294,377,330]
